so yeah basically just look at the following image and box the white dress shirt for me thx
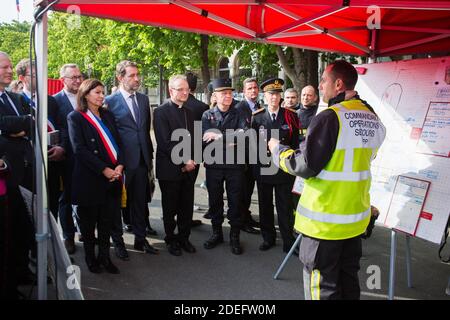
[63,89,77,109]
[119,87,138,121]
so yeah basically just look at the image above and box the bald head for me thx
[301,85,317,108]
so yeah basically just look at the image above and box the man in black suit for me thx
[0,51,35,288]
[297,85,319,143]
[184,72,209,227]
[54,63,83,255]
[154,74,197,256]
[252,78,299,254]
[16,58,64,220]
[106,60,158,258]
[0,52,33,189]
[234,78,261,235]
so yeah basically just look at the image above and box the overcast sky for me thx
[0,0,35,23]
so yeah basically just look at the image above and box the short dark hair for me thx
[329,60,358,90]
[77,78,104,112]
[115,60,138,78]
[185,72,197,91]
[243,77,257,89]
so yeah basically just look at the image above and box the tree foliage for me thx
[0,21,31,66]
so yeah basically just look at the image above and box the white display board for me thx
[356,56,450,244]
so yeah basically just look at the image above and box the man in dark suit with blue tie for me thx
[105,60,158,259]
[234,78,261,235]
[53,63,84,255]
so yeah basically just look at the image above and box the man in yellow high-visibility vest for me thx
[269,60,386,300]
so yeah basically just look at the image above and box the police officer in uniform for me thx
[269,60,386,299]
[202,78,247,255]
[252,78,299,253]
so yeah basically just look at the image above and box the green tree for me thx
[0,21,31,67]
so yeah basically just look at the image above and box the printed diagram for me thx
[416,102,450,157]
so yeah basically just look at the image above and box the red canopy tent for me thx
[52,0,450,58]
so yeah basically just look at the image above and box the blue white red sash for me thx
[79,110,119,165]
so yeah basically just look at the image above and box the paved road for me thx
[68,167,449,301]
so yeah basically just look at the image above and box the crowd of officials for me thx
[1,49,385,300]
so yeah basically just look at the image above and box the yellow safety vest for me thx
[294,99,386,240]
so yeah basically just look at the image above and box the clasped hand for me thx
[103,165,124,182]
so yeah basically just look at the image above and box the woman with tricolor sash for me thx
[67,79,124,274]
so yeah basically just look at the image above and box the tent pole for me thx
[35,10,49,301]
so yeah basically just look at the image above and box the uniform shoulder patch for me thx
[252,108,265,116]
[283,107,297,113]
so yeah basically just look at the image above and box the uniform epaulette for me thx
[252,108,265,115]
[283,107,297,113]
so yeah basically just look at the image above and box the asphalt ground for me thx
[66,166,450,301]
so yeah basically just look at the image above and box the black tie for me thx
[1,92,19,115]
[129,94,140,124]
[272,113,276,123]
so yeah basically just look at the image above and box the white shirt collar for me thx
[119,87,136,100]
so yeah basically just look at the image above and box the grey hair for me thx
[59,63,79,77]
[284,88,298,96]
[168,74,187,88]
[0,51,10,59]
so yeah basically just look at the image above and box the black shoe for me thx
[167,242,182,256]
[259,241,275,251]
[180,240,196,253]
[87,261,102,274]
[99,258,120,274]
[146,226,158,236]
[64,239,76,255]
[191,219,203,228]
[134,239,159,254]
[241,225,260,234]
[114,244,130,261]
[203,233,224,249]
[248,218,260,228]
[230,229,243,255]
[17,269,36,285]
[123,224,133,233]
[203,212,212,219]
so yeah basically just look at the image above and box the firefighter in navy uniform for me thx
[202,78,248,255]
[269,60,386,299]
[252,78,300,253]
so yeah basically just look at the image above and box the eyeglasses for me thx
[171,87,189,93]
[65,75,83,81]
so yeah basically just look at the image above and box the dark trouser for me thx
[206,168,243,229]
[241,165,256,224]
[110,190,125,246]
[77,193,118,265]
[159,176,195,244]
[59,159,77,241]
[48,161,62,220]
[257,182,295,247]
[300,235,362,300]
[0,195,16,298]
[125,159,149,242]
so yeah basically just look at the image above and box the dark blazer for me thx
[53,90,75,156]
[67,109,123,206]
[202,105,248,169]
[184,94,209,121]
[154,100,195,181]
[251,107,299,184]
[105,91,153,171]
[234,99,257,128]
[0,91,33,187]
